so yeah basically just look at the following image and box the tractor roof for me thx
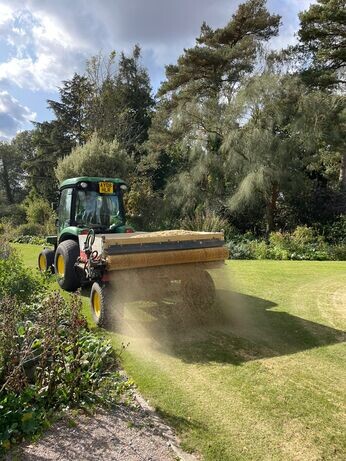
[59,177,126,189]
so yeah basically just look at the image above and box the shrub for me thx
[15,223,44,237]
[328,244,346,261]
[181,209,232,236]
[226,241,254,259]
[12,235,46,245]
[0,292,126,453]
[291,225,316,246]
[24,198,56,235]
[227,226,344,260]
[0,219,17,240]
[320,215,346,244]
[0,244,127,454]
[0,203,26,226]
[0,240,45,303]
[248,240,268,259]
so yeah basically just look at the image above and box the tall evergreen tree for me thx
[298,0,346,89]
[0,142,18,204]
[297,0,346,191]
[26,121,73,201]
[47,73,93,146]
[87,47,154,155]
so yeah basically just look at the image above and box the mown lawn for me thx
[15,244,346,461]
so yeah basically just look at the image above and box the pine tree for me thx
[298,0,346,89]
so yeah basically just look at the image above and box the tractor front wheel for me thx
[38,248,55,272]
[54,240,81,292]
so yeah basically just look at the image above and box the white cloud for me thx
[0,90,36,139]
[0,2,89,91]
[0,3,13,25]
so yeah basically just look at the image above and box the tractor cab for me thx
[55,177,130,242]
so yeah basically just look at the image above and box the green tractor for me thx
[38,177,228,328]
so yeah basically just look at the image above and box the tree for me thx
[147,0,281,225]
[47,73,93,146]
[0,141,26,204]
[298,0,346,89]
[87,47,154,155]
[26,121,73,201]
[55,133,134,182]
[158,0,280,99]
[221,73,344,233]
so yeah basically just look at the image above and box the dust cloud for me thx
[105,263,254,361]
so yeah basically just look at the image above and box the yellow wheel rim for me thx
[92,290,101,318]
[39,254,46,271]
[56,254,65,277]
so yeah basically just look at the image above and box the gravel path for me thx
[7,401,197,461]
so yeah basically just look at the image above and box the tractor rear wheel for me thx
[90,282,123,329]
[54,240,81,292]
[181,269,216,312]
[38,248,55,272]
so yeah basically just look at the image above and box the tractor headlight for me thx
[120,184,127,191]
[80,182,88,189]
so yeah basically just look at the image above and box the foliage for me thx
[11,235,47,245]
[318,214,346,244]
[47,73,93,146]
[0,203,26,226]
[0,142,25,204]
[26,121,73,202]
[55,133,135,182]
[0,240,45,302]
[87,47,154,155]
[0,246,127,453]
[158,0,280,98]
[181,209,232,237]
[222,73,345,233]
[24,197,56,235]
[15,223,44,237]
[298,0,346,89]
[227,225,345,260]
[0,293,126,453]
[125,175,163,231]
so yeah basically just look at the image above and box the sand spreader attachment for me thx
[78,230,229,328]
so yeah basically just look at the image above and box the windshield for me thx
[75,190,123,229]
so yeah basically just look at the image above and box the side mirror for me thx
[55,218,59,228]
[51,202,58,211]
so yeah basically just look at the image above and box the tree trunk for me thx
[266,183,278,236]
[339,152,346,190]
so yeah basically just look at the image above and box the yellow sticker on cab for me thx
[99,181,114,194]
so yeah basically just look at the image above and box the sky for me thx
[0,0,315,141]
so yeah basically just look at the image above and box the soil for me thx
[7,399,198,461]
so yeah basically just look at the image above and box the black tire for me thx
[90,282,123,329]
[54,240,81,292]
[38,249,55,272]
[182,269,216,311]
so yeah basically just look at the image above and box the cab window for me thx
[58,188,73,231]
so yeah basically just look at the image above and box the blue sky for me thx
[0,0,315,140]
